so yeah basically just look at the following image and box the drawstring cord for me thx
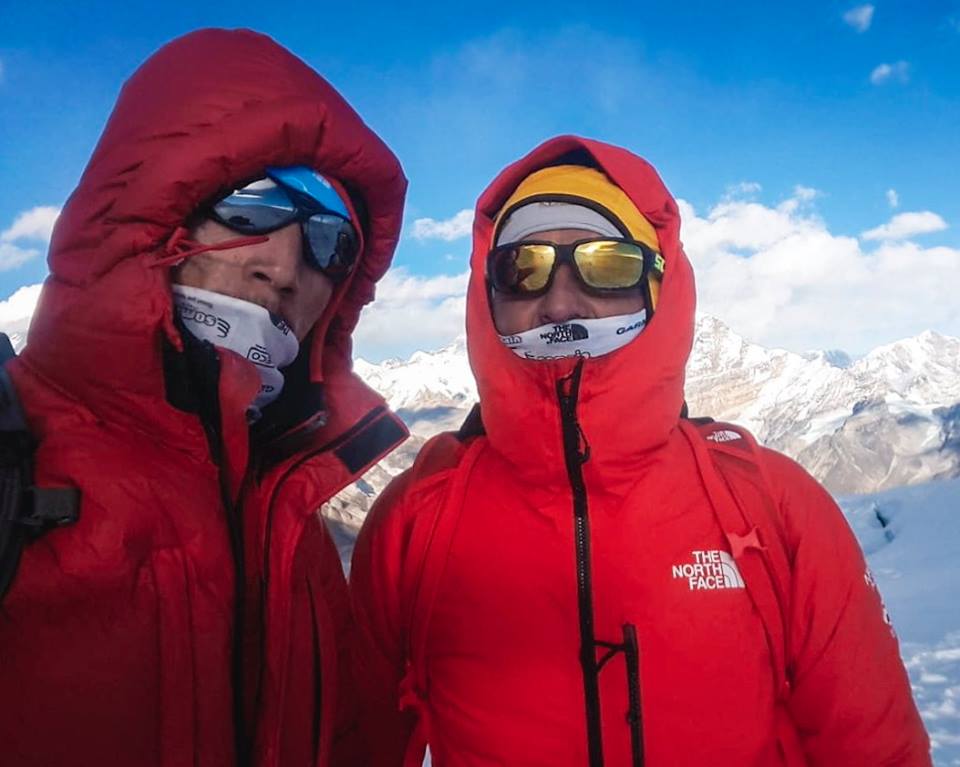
[154,226,270,268]
[154,226,271,349]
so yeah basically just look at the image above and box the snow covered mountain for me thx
[350,317,960,495]
[687,318,960,494]
[353,341,476,435]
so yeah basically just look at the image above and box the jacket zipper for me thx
[218,446,249,767]
[250,405,390,738]
[195,346,250,767]
[556,360,604,767]
[557,359,644,767]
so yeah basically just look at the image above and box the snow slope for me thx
[838,479,960,765]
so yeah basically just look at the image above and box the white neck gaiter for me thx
[171,285,300,419]
[498,309,647,361]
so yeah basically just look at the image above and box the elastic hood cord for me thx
[154,226,270,268]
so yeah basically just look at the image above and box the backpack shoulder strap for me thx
[395,410,487,767]
[0,334,80,604]
[677,419,792,703]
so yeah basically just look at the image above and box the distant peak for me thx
[695,314,729,329]
[802,349,853,368]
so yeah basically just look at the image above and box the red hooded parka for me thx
[350,137,930,766]
[0,29,407,767]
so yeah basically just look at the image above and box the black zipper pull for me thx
[623,623,644,767]
[556,358,590,468]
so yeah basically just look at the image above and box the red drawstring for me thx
[154,225,270,268]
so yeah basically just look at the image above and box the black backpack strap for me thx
[456,403,486,441]
[0,334,80,603]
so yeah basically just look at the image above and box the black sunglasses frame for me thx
[207,187,358,283]
[486,237,658,298]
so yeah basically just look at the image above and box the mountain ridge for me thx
[353,316,960,495]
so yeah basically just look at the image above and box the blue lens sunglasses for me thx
[208,166,359,283]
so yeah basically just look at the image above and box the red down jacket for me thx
[350,136,930,766]
[0,29,407,767]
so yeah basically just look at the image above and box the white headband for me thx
[495,201,622,245]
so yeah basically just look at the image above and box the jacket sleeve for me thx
[349,470,420,766]
[763,450,931,766]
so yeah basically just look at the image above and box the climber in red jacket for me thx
[350,136,931,766]
[0,29,407,767]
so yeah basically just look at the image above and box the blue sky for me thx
[2,1,959,360]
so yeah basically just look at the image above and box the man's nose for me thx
[539,264,589,325]
[247,227,302,295]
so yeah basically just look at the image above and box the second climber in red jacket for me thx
[350,136,930,766]
[0,29,407,767]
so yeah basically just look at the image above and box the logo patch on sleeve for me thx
[706,429,742,443]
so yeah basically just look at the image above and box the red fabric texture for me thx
[350,136,930,766]
[1,29,407,767]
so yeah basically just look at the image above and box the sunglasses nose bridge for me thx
[539,260,592,325]
[553,243,577,269]
[535,243,576,292]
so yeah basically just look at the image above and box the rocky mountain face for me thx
[686,318,960,494]
[327,319,960,534]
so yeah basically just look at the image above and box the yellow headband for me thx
[493,164,663,308]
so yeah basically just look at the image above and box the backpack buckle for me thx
[21,487,81,531]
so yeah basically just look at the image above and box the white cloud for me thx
[870,61,910,85]
[861,211,948,241]
[680,188,960,354]
[0,244,41,271]
[0,206,60,271]
[354,268,469,360]
[723,181,762,200]
[411,209,474,241]
[360,188,959,361]
[0,283,43,346]
[843,4,875,32]
[679,193,819,256]
[0,283,43,326]
[778,185,820,214]
[887,189,900,208]
[1,206,60,243]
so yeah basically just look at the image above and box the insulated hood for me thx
[466,136,696,485]
[20,29,407,442]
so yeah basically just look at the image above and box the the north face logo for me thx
[540,323,589,345]
[672,550,745,590]
[706,429,742,443]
